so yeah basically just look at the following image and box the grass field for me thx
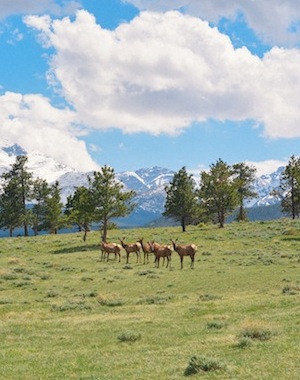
[1,219,300,379]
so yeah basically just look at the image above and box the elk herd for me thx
[100,237,198,269]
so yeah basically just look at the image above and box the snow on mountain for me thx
[0,138,76,183]
[0,138,289,225]
[247,166,284,207]
[58,171,91,202]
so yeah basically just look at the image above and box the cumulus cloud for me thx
[0,91,99,171]
[247,160,287,176]
[125,0,300,46]
[24,10,300,139]
[0,0,81,20]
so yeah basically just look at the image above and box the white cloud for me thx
[125,0,300,46]
[25,10,300,140]
[0,0,81,20]
[246,160,287,176]
[0,91,99,172]
[7,28,23,45]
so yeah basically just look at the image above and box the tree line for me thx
[0,156,135,240]
[164,156,300,231]
[0,155,299,238]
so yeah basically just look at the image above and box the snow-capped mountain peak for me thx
[0,139,287,226]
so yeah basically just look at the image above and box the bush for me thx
[97,294,125,307]
[240,321,273,341]
[236,337,253,349]
[117,331,141,343]
[184,355,226,376]
[207,321,224,330]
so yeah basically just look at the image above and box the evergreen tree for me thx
[31,178,51,235]
[0,179,20,237]
[198,158,238,228]
[163,166,198,232]
[42,181,64,234]
[0,156,33,236]
[232,162,258,221]
[280,155,300,219]
[89,165,136,242]
[65,186,95,241]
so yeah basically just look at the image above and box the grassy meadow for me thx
[1,219,300,379]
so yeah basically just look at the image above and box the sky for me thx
[1,1,300,176]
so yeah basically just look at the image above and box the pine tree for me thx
[280,155,300,219]
[0,156,33,236]
[0,179,20,237]
[31,178,51,235]
[199,158,238,228]
[65,186,95,241]
[232,162,258,221]
[89,165,136,242]
[42,181,64,234]
[163,166,198,232]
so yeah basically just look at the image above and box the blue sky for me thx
[1,1,300,175]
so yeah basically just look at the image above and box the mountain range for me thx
[0,139,285,228]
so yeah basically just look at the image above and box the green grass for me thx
[1,219,300,379]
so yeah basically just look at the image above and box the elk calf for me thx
[149,241,172,269]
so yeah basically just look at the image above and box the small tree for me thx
[0,180,20,237]
[280,155,300,219]
[199,159,238,228]
[42,181,64,234]
[65,186,95,241]
[232,162,258,221]
[163,166,198,232]
[0,155,33,236]
[31,178,51,235]
[89,165,136,242]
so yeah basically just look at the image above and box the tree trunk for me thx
[102,220,108,242]
[181,216,186,232]
[238,203,245,221]
[83,230,87,242]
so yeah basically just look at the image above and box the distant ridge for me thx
[0,139,285,228]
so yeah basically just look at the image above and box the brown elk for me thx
[100,241,122,262]
[119,237,142,264]
[149,241,172,269]
[137,238,153,264]
[171,239,197,269]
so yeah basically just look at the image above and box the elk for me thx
[149,241,172,269]
[100,241,122,262]
[171,239,197,269]
[137,238,153,264]
[119,237,142,264]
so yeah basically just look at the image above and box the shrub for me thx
[282,285,300,295]
[97,294,125,307]
[51,301,92,312]
[136,294,174,305]
[239,320,273,341]
[236,337,253,349]
[184,355,226,376]
[117,331,141,343]
[207,321,224,330]
[198,294,221,301]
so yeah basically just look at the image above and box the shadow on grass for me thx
[52,244,100,254]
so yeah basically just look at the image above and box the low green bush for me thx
[184,355,226,376]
